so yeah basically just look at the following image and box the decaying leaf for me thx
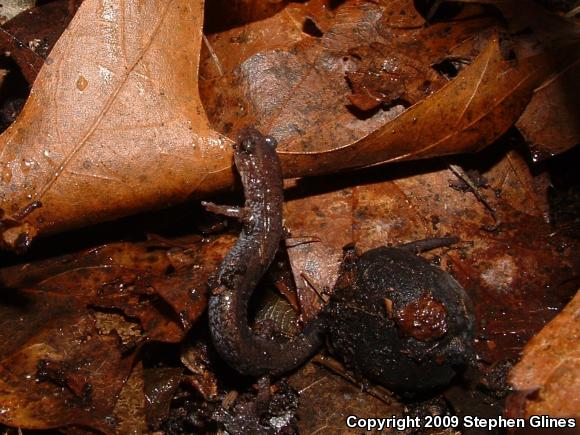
[457,0,580,158]
[507,290,580,418]
[143,366,184,429]
[516,59,580,161]
[276,34,573,177]
[289,362,404,435]
[0,234,233,431]
[0,0,36,24]
[202,0,577,178]
[1,0,577,250]
[284,179,352,320]
[0,0,234,250]
[284,137,578,366]
[0,293,135,431]
[113,361,149,434]
[0,0,577,432]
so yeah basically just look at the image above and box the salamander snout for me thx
[264,136,277,149]
[236,128,277,154]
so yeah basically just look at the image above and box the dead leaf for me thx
[284,178,353,320]
[143,366,184,429]
[0,234,234,430]
[457,0,580,158]
[0,295,134,431]
[113,361,149,434]
[200,0,340,84]
[1,0,576,251]
[516,59,580,161]
[204,0,289,36]
[202,0,572,178]
[0,0,234,250]
[289,362,404,434]
[0,240,175,289]
[278,35,573,177]
[507,290,580,418]
[283,136,578,366]
[0,0,36,24]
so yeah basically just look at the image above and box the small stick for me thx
[448,163,499,230]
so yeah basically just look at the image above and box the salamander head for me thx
[235,127,277,154]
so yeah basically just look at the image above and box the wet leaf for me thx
[458,0,580,158]
[284,180,352,320]
[2,0,577,249]
[143,366,184,429]
[277,35,573,177]
[10,236,232,339]
[113,361,149,434]
[0,295,134,431]
[202,0,575,177]
[516,59,580,161]
[0,0,233,250]
[0,234,233,431]
[507,290,580,418]
[289,362,404,434]
[284,137,578,366]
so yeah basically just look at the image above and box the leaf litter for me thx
[0,0,578,433]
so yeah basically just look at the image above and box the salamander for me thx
[203,127,323,376]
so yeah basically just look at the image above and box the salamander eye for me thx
[239,137,256,153]
[264,136,277,149]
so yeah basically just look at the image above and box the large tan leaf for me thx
[1,0,576,251]
[457,0,580,159]
[203,0,576,177]
[279,36,570,176]
[0,0,234,250]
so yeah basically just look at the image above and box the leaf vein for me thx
[33,0,176,203]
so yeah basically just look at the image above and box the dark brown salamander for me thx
[203,128,323,376]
